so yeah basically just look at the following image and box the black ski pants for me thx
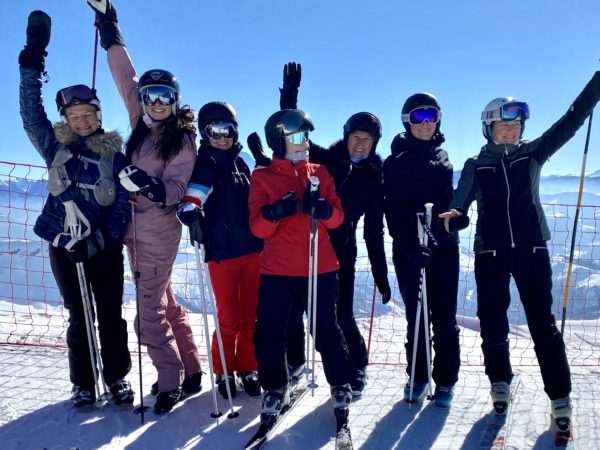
[254,272,352,391]
[393,242,461,387]
[50,245,132,390]
[475,244,571,400]
[336,244,369,370]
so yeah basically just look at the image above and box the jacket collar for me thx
[53,122,123,157]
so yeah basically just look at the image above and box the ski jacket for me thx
[450,71,600,253]
[19,66,130,250]
[182,141,263,262]
[383,132,456,253]
[249,157,343,276]
[107,45,196,247]
[309,140,388,289]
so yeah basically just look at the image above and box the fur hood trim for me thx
[54,122,124,157]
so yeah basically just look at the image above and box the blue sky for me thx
[2,0,598,175]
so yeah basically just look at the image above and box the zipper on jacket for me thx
[500,158,515,248]
[337,164,353,194]
[476,249,497,257]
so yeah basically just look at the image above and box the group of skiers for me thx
[18,1,600,437]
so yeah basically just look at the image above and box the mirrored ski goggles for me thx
[140,85,178,106]
[484,101,530,122]
[56,84,96,109]
[204,122,237,140]
[285,131,309,144]
[401,107,441,125]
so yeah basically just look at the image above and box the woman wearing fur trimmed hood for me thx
[18,11,133,411]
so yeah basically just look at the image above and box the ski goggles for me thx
[56,84,96,110]
[483,101,530,122]
[285,131,309,145]
[401,107,441,125]
[204,122,237,140]
[139,85,178,106]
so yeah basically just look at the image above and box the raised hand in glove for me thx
[88,0,125,50]
[280,62,302,110]
[379,285,392,305]
[247,132,271,168]
[118,165,166,204]
[19,10,51,72]
[261,192,300,222]
[408,244,433,269]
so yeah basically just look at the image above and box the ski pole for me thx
[420,203,435,400]
[129,196,149,422]
[366,284,377,357]
[198,243,239,419]
[305,176,320,391]
[561,110,594,334]
[193,241,222,420]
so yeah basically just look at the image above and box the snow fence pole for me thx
[193,241,222,420]
[561,110,594,334]
[130,197,149,422]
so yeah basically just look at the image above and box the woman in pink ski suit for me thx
[91,0,202,414]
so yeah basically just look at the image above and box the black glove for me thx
[408,244,433,268]
[18,10,51,72]
[261,192,300,222]
[311,199,333,220]
[176,202,202,226]
[379,285,392,305]
[279,62,301,110]
[88,0,125,50]
[118,165,166,204]
[65,229,105,263]
[188,220,204,246]
[247,132,272,167]
[448,214,470,233]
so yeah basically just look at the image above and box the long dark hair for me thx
[125,105,196,163]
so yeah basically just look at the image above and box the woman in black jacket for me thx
[383,93,462,408]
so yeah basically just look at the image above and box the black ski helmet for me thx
[264,109,314,157]
[198,101,239,142]
[401,92,442,134]
[55,84,102,124]
[138,69,180,115]
[343,112,382,152]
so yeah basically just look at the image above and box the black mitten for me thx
[379,285,392,305]
[88,0,125,50]
[247,132,272,167]
[279,62,301,109]
[261,192,300,222]
[311,199,333,220]
[18,10,51,72]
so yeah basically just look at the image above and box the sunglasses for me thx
[285,131,309,145]
[205,122,237,140]
[401,107,441,125]
[140,85,178,106]
[483,101,530,122]
[56,84,96,109]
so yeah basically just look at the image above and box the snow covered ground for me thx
[0,310,598,450]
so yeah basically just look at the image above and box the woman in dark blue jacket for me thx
[18,11,132,411]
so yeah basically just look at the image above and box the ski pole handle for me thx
[424,203,433,227]
[309,175,319,192]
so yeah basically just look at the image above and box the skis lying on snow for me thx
[478,375,521,450]
[553,417,576,449]
[335,406,353,450]
[244,382,309,450]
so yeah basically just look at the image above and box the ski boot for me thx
[490,381,511,415]
[350,367,368,397]
[433,385,454,409]
[154,386,184,414]
[71,385,95,412]
[260,387,289,424]
[331,384,352,420]
[403,379,429,403]
[240,371,262,397]
[110,379,134,409]
[216,374,236,399]
[182,371,203,395]
[288,363,305,382]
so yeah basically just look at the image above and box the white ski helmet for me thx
[481,97,530,141]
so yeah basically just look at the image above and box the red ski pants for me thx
[208,252,260,375]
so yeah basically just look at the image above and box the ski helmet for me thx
[481,97,530,142]
[343,112,382,152]
[55,84,102,124]
[198,101,239,142]
[401,92,442,134]
[264,109,314,157]
[138,69,180,116]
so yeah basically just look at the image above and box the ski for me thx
[478,376,521,450]
[554,417,576,449]
[335,408,353,450]
[244,383,309,450]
